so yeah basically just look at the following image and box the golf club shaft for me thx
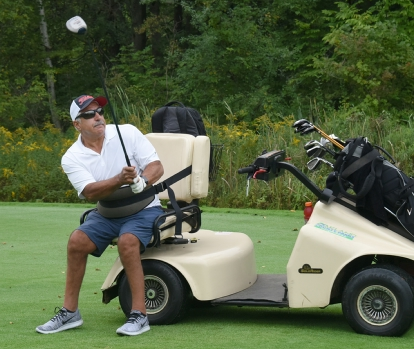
[87,38,131,167]
[313,126,344,150]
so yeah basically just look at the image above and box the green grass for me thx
[1,202,414,348]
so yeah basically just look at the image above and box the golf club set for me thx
[292,119,346,171]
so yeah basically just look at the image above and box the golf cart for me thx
[95,132,414,337]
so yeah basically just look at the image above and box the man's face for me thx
[73,101,106,138]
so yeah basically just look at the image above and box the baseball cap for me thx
[70,95,108,121]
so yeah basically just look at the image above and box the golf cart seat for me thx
[80,133,210,247]
[145,132,210,246]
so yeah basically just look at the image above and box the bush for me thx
[2,104,414,210]
[0,124,80,202]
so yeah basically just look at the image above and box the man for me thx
[36,95,164,336]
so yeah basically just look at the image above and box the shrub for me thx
[2,104,414,210]
[0,124,79,202]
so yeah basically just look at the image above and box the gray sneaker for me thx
[36,307,83,334]
[116,310,150,336]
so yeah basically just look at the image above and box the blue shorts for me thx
[77,206,164,257]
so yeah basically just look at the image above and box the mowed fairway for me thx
[1,202,414,349]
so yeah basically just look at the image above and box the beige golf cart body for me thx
[103,201,414,306]
[100,132,414,336]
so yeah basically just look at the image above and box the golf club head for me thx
[304,140,322,150]
[320,137,331,148]
[66,16,87,34]
[322,158,334,168]
[307,157,334,171]
[307,158,323,171]
[306,146,326,158]
[320,136,339,157]
[292,119,312,128]
[299,125,316,135]
[294,123,310,133]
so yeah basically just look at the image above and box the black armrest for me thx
[148,204,201,248]
[80,208,97,225]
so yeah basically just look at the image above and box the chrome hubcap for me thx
[357,285,397,326]
[144,275,169,315]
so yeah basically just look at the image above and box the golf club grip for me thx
[238,166,256,174]
[314,126,344,150]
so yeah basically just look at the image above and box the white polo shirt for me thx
[61,124,161,207]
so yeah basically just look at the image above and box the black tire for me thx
[118,259,192,325]
[342,265,414,336]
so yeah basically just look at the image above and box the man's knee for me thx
[68,229,96,254]
[118,233,140,252]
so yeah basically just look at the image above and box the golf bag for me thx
[152,101,207,137]
[151,101,223,182]
[326,137,414,239]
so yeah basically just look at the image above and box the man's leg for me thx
[115,207,162,336]
[116,233,150,336]
[64,229,98,311]
[36,229,97,334]
[117,233,146,313]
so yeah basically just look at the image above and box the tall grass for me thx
[2,97,414,209]
[204,106,414,209]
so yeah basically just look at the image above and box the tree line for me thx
[1,0,414,132]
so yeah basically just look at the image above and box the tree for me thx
[132,0,147,51]
[3,0,414,131]
[0,0,49,129]
[313,0,414,111]
[38,0,60,129]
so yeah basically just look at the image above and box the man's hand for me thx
[130,176,145,194]
[118,166,138,185]
[119,167,145,194]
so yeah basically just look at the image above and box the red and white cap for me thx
[70,95,107,121]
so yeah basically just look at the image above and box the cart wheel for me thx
[118,260,192,325]
[342,265,414,336]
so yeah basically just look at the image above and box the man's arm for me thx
[81,161,164,202]
[141,161,164,186]
[81,166,137,202]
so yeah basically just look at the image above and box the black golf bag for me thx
[151,101,222,181]
[326,137,414,239]
[151,101,207,137]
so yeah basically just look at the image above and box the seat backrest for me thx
[145,133,210,203]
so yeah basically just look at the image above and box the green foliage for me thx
[272,0,337,113]
[173,0,293,122]
[107,45,167,107]
[3,0,414,129]
[0,0,50,129]
[0,124,80,202]
[313,0,414,112]
[3,0,414,209]
[203,112,330,210]
[3,102,414,209]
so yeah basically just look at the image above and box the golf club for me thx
[320,134,342,148]
[304,140,323,150]
[293,119,345,150]
[306,145,326,158]
[66,16,131,167]
[320,137,330,147]
[292,119,311,128]
[307,157,334,171]
[304,140,336,158]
